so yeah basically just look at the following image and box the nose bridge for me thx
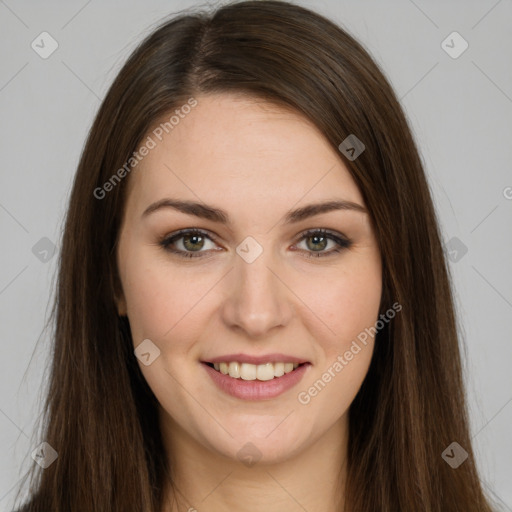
[221,238,292,336]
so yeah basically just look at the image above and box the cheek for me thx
[294,257,381,390]
[294,256,382,419]
[296,342,374,431]
[121,252,212,413]
[120,247,214,345]
[300,258,382,351]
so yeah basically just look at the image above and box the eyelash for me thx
[159,228,352,259]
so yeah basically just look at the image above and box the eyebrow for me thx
[141,198,367,224]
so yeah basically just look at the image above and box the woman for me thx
[14,0,498,510]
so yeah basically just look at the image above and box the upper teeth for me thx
[213,362,300,380]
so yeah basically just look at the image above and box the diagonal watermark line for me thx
[61,0,92,29]
[0,408,29,439]
[408,0,439,28]
[471,0,503,29]
[200,471,234,502]
[266,266,337,336]
[470,204,499,233]
[400,62,439,101]
[266,164,337,235]
[0,474,26,504]
[0,0,29,28]
[164,163,206,203]
[61,60,101,100]
[265,471,310,511]
[169,486,198,512]
[472,60,512,104]
[471,265,512,308]
[162,267,234,337]
[0,265,28,296]
[0,62,29,93]
[482,479,512,512]
[162,367,235,439]
[0,202,29,233]
[472,394,512,440]
[265,409,295,438]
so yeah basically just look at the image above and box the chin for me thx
[202,417,310,465]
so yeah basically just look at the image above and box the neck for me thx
[159,409,348,512]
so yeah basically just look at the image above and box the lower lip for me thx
[202,362,311,400]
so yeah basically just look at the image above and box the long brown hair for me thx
[14,1,498,510]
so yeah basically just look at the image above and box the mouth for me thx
[201,358,311,400]
[203,361,307,381]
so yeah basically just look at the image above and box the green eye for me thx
[160,229,215,258]
[295,229,352,258]
[160,228,352,259]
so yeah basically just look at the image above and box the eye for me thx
[293,229,352,258]
[159,229,219,258]
[159,228,352,259]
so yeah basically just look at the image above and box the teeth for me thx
[274,362,285,377]
[210,361,303,380]
[228,361,241,378]
[240,363,257,380]
[256,363,274,381]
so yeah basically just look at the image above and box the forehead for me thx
[124,93,365,218]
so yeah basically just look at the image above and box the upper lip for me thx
[203,353,310,365]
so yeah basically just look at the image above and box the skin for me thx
[115,93,382,512]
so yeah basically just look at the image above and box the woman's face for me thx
[116,93,382,464]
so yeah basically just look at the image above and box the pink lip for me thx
[202,362,311,400]
[204,353,310,365]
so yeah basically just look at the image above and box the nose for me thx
[220,244,294,338]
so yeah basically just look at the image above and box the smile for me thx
[201,357,311,400]
[206,361,302,381]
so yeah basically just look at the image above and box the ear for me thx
[115,290,128,317]
[112,268,128,317]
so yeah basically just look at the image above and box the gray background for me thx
[0,0,511,510]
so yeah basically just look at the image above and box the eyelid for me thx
[293,228,349,246]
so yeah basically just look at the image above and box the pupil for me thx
[184,234,204,251]
[308,235,326,251]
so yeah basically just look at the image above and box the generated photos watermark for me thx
[297,301,402,405]
[93,97,198,200]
